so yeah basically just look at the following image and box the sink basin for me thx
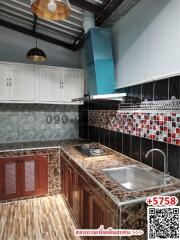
[103,165,170,191]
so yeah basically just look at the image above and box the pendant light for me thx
[31,0,71,21]
[26,38,47,62]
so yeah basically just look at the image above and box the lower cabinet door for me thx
[34,155,48,196]
[90,194,113,240]
[23,159,36,196]
[79,176,92,229]
[0,159,21,200]
[0,154,48,201]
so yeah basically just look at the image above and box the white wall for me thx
[113,0,180,88]
[0,26,82,68]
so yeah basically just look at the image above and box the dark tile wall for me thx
[79,76,180,179]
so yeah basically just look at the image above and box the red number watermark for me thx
[146,196,178,206]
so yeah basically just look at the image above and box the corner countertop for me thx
[61,143,180,206]
[0,139,180,206]
[0,139,86,151]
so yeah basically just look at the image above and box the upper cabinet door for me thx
[72,70,84,99]
[0,64,10,101]
[38,67,61,102]
[61,70,74,103]
[9,65,35,101]
[61,70,84,102]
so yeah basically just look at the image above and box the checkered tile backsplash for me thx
[88,110,180,146]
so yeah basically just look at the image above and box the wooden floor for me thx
[0,195,81,240]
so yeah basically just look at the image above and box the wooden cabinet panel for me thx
[0,158,21,200]
[0,154,48,201]
[5,162,17,195]
[79,176,91,229]
[24,160,35,192]
[61,154,113,235]
[62,156,73,208]
[0,163,3,198]
[35,155,48,195]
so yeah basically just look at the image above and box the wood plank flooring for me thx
[0,195,81,240]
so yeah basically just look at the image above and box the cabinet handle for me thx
[9,82,12,86]
[6,82,9,86]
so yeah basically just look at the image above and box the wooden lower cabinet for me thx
[62,156,80,223]
[61,156,113,239]
[0,154,48,201]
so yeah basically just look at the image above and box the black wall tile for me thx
[104,129,110,147]
[98,128,105,145]
[96,127,101,142]
[131,84,142,103]
[152,140,168,172]
[131,135,141,161]
[89,126,94,141]
[142,81,154,101]
[122,133,131,157]
[168,144,180,179]
[109,130,116,150]
[141,138,153,167]
[116,132,123,153]
[169,76,180,99]
[154,79,168,100]
[124,86,132,103]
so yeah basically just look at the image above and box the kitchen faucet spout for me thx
[145,148,169,181]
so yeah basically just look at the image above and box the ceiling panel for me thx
[0,0,138,50]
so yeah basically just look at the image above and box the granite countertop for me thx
[0,139,180,206]
[0,139,87,151]
[61,143,180,206]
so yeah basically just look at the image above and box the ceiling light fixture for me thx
[26,38,47,62]
[31,0,71,21]
[48,0,57,12]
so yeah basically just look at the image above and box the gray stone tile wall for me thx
[0,104,79,143]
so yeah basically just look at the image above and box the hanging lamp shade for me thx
[31,0,71,21]
[27,47,47,62]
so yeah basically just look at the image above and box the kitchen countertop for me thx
[61,142,180,206]
[0,139,86,151]
[0,139,180,206]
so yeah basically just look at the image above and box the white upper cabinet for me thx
[61,69,84,103]
[73,70,84,99]
[0,63,35,102]
[61,70,74,103]
[0,64,9,101]
[0,62,84,104]
[9,65,35,101]
[38,67,62,102]
[38,66,84,104]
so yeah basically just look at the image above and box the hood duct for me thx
[83,11,95,33]
[72,14,126,102]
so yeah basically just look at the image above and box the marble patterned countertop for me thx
[0,139,180,206]
[62,143,180,206]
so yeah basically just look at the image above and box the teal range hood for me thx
[85,28,115,95]
[72,27,126,102]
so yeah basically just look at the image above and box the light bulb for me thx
[48,0,57,12]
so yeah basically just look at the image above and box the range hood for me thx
[72,27,126,102]
[72,93,126,102]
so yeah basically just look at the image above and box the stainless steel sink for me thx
[103,165,171,191]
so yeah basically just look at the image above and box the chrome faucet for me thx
[145,148,169,180]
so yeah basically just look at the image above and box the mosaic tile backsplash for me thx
[88,110,180,146]
[0,104,79,143]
